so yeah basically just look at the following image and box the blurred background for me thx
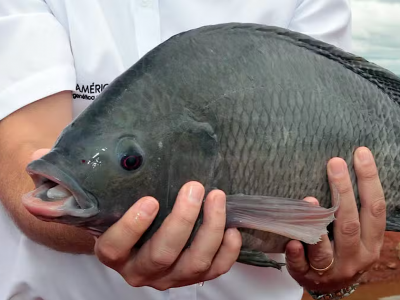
[303,1,400,299]
[352,0,399,76]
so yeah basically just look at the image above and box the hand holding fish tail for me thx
[285,147,386,297]
[94,182,242,290]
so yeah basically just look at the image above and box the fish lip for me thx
[23,158,99,219]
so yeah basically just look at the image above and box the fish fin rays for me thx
[226,191,340,245]
[274,25,400,105]
[237,248,285,270]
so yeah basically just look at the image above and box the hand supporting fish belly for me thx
[94,182,243,290]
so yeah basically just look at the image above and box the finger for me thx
[328,158,361,258]
[303,198,335,274]
[171,189,227,280]
[304,196,319,206]
[307,234,334,275]
[285,240,309,276]
[165,228,242,288]
[129,182,205,277]
[94,196,159,270]
[31,148,51,160]
[354,147,386,252]
[202,228,242,280]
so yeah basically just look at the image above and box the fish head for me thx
[22,131,169,236]
[22,89,175,236]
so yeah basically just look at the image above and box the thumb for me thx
[31,148,51,161]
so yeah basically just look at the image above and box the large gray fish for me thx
[22,23,400,269]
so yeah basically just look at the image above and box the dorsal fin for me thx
[265,25,400,104]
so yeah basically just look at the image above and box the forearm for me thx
[0,144,94,254]
[0,92,94,254]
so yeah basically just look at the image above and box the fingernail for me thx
[188,183,204,203]
[214,192,226,210]
[329,160,345,176]
[357,148,371,163]
[226,228,237,237]
[140,199,158,217]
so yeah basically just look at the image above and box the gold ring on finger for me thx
[310,257,334,276]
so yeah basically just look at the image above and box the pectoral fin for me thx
[226,190,339,245]
[238,248,286,270]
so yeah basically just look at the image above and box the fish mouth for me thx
[22,158,99,220]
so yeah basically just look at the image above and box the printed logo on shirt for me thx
[73,83,109,100]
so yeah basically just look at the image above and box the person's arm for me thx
[0,2,95,253]
[0,92,95,253]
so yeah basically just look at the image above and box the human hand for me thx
[94,182,242,290]
[285,147,386,295]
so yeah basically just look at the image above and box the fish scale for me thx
[216,83,388,203]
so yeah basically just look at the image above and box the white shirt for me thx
[0,1,352,299]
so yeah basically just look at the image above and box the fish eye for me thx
[116,136,145,172]
[121,153,143,171]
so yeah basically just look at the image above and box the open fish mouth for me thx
[22,159,99,219]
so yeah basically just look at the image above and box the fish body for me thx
[23,23,400,268]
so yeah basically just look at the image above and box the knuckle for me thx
[211,222,227,233]
[212,264,232,278]
[370,198,386,218]
[203,223,226,237]
[341,219,360,237]
[336,183,353,196]
[126,278,169,291]
[155,283,172,291]
[341,268,357,280]
[176,213,197,228]
[318,276,331,285]
[191,258,213,274]
[150,247,176,270]
[125,277,142,288]
[311,253,332,265]
[119,219,143,239]
[95,242,123,267]
[286,260,308,275]
[358,166,378,181]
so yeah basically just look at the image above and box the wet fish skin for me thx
[24,23,400,267]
